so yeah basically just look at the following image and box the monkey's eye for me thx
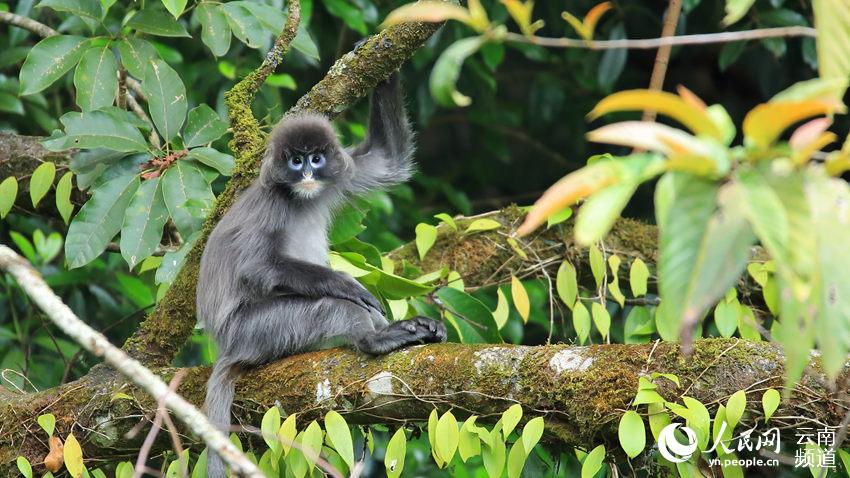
[288,156,303,170]
[310,154,326,168]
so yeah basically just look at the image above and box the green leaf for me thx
[187,148,234,176]
[415,223,438,260]
[572,300,591,344]
[155,232,199,284]
[20,35,89,95]
[119,177,168,269]
[581,444,605,478]
[608,255,625,307]
[713,298,739,338]
[64,433,84,478]
[556,261,578,310]
[142,59,186,142]
[29,161,55,208]
[761,389,780,423]
[55,172,75,224]
[428,409,442,467]
[260,406,282,458]
[385,428,407,478]
[277,413,297,457]
[629,258,649,297]
[116,461,135,478]
[195,3,231,56]
[725,390,746,431]
[126,9,191,37]
[521,417,544,452]
[0,176,18,219]
[184,105,228,148]
[265,73,297,89]
[436,287,501,343]
[735,168,789,261]
[481,432,506,478]
[324,411,354,470]
[324,0,367,33]
[38,413,56,436]
[434,212,457,230]
[161,0,187,18]
[506,440,527,478]
[719,41,746,71]
[465,218,501,233]
[74,45,118,112]
[435,411,459,466]
[430,36,486,107]
[546,206,573,228]
[222,2,265,48]
[161,161,213,237]
[44,110,148,152]
[624,306,655,344]
[618,410,645,458]
[510,275,530,323]
[37,0,101,20]
[116,37,158,80]
[66,174,139,268]
[301,421,323,471]
[597,24,627,90]
[591,302,611,339]
[16,456,32,478]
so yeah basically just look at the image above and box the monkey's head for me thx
[261,113,351,199]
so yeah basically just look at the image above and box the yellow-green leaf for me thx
[573,300,591,344]
[629,258,649,297]
[510,275,530,322]
[63,434,84,478]
[279,413,297,456]
[618,410,646,458]
[726,390,747,431]
[589,244,605,289]
[325,411,355,470]
[0,176,18,219]
[588,89,722,140]
[435,411,459,466]
[55,172,74,224]
[382,2,485,31]
[581,444,605,478]
[607,254,625,307]
[493,288,510,329]
[30,161,56,208]
[762,388,780,422]
[465,218,501,233]
[434,213,457,230]
[415,223,438,261]
[591,302,610,339]
[556,261,578,310]
[385,428,407,478]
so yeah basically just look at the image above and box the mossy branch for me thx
[2,339,846,472]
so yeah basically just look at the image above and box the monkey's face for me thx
[281,149,333,199]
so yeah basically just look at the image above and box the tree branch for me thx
[1,339,846,472]
[641,0,682,123]
[0,11,57,38]
[0,246,264,478]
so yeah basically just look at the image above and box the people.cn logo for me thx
[658,423,699,463]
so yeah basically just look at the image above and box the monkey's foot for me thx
[357,316,447,355]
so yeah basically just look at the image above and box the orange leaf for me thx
[517,162,619,236]
[382,2,477,29]
[792,132,836,165]
[583,2,613,38]
[588,90,722,140]
[676,85,707,111]
[43,436,63,473]
[743,99,845,149]
[510,275,530,322]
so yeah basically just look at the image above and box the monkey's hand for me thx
[340,275,384,315]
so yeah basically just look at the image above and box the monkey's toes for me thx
[408,316,447,343]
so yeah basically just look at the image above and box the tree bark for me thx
[1,339,846,473]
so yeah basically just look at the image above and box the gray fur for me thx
[198,76,446,478]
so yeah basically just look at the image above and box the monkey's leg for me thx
[355,316,447,355]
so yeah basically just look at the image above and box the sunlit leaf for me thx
[581,444,605,478]
[588,89,722,140]
[55,172,74,224]
[573,300,591,343]
[629,258,649,297]
[761,389,780,422]
[435,411,459,466]
[63,434,84,478]
[465,218,501,233]
[722,0,756,26]
[325,411,354,469]
[29,161,55,208]
[813,0,850,99]
[382,2,484,31]
[742,99,844,150]
[587,121,709,158]
[493,288,510,329]
[591,302,610,339]
[415,223,438,261]
[510,275,530,323]
[0,176,18,219]
[501,0,543,36]
[618,410,645,458]
[556,261,578,310]
[506,440,526,478]
[385,428,406,478]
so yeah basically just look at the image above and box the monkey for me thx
[197,75,447,477]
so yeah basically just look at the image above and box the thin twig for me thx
[134,370,186,478]
[642,0,682,123]
[0,246,265,478]
[503,25,816,50]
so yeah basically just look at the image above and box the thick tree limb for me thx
[2,339,846,472]
[121,16,446,367]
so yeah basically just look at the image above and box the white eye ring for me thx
[288,156,303,170]
[310,154,326,167]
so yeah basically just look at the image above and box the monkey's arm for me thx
[237,254,382,312]
[344,75,415,194]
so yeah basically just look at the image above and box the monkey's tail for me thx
[205,360,242,478]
